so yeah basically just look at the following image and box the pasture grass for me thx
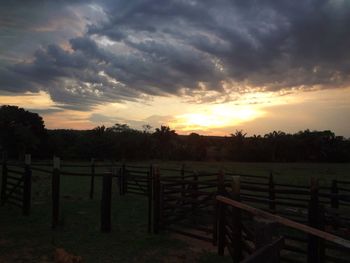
[1,163,231,263]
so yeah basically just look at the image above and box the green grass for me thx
[1,161,349,262]
[160,161,350,184]
[1,164,231,263]
[0,195,188,262]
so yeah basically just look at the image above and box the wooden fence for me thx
[151,171,350,263]
[1,156,350,262]
[1,154,32,215]
[216,195,350,263]
[1,156,120,232]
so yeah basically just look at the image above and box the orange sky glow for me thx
[1,86,350,137]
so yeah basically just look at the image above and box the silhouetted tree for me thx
[230,130,247,161]
[153,126,178,159]
[186,133,207,160]
[43,123,350,162]
[0,105,47,158]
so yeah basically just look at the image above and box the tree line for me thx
[1,105,350,162]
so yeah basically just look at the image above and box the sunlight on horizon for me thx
[171,105,265,131]
[1,87,350,136]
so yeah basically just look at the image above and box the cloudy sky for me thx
[1,0,350,136]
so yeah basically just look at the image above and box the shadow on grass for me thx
[0,194,229,263]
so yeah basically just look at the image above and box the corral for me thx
[1,156,350,262]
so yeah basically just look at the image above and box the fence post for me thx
[23,154,32,216]
[159,183,164,231]
[111,166,118,197]
[231,176,242,262]
[192,170,198,223]
[217,200,226,256]
[101,172,112,233]
[318,205,326,263]
[214,170,225,246]
[218,169,225,195]
[231,176,240,200]
[153,166,160,234]
[181,164,185,199]
[122,163,127,195]
[331,180,338,209]
[308,178,324,263]
[118,167,122,195]
[89,158,95,199]
[1,152,8,205]
[52,156,61,229]
[268,172,276,213]
[147,165,153,233]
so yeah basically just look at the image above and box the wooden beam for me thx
[216,195,350,249]
[89,158,95,199]
[23,156,32,216]
[52,156,61,229]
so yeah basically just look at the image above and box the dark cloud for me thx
[1,0,350,109]
[27,108,64,115]
[0,0,93,62]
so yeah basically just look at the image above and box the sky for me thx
[0,0,350,136]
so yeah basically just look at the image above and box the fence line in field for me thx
[1,155,350,262]
[150,170,350,263]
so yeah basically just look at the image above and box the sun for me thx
[171,104,264,131]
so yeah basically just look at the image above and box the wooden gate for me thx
[1,155,32,215]
[155,172,221,243]
[120,164,153,233]
[122,164,152,197]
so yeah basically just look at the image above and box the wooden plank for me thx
[30,166,52,173]
[52,156,60,229]
[148,169,152,233]
[89,158,95,199]
[308,178,325,263]
[101,173,112,233]
[165,226,213,242]
[6,181,23,187]
[231,176,242,262]
[216,196,350,249]
[269,172,275,212]
[7,175,23,181]
[4,176,24,204]
[52,168,60,228]
[127,186,147,193]
[225,172,269,180]
[217,201,225,256]
[5,189,23,196]
[127,191,147,196]
[241,237,284,263]
[7,169,24,175]
[153,167,160,234]
[6,199,22,208]
[23,163,31,216]
[7,194,23,202]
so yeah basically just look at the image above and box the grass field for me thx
[1,161,349,262]
[158,161,350,184]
